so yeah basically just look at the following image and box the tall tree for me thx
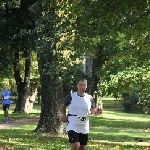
[33,0,64,133]
[0,0,37,112]
[33,0,89,133]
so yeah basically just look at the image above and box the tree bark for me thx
[12,0,36,113]
[13,51,31,112]
[34,73,63,133]
[81,57,93,94]
[34,1,64,134]
[91,45,105,106]
[25,82,37,113]
[34,51,64,133]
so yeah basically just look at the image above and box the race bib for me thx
[4,96,10,99]
[77,115,88,124]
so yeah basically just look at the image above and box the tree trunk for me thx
[34,50,64,133]
[25,82,38,113]
[91,45,105,106]
[14,82,25,112]
[34,1,64,134]
[13,51,31,113]
[81,57,93,94]
[34,74,63,133]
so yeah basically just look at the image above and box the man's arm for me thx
[60,104,67,123]
[0,92,3,100]
[59,93,72,123]
[91,107,102,116]
[90,96,103,116]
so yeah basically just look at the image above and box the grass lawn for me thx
[0,103,150,150]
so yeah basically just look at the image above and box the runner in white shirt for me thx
[60,79,102,150]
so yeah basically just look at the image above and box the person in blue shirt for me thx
[0,85,12,123]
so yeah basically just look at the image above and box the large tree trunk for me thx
[13,51,31,112]
[34,52,64,133]
[34,73,63,133]
[14,82,26,112]
[34,1,64,134]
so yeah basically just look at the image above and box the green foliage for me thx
[122,93,142,113]
[59,0,150,114]
[95,0,150,112]
[0,0,39,98]
[99,65,150,113]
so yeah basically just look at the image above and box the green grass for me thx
[0,104,150,150]
[0,104,40,123]
[89,111,150,150]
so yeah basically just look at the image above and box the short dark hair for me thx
[77,79,87,84]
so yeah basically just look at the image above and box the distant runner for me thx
[0,85,12,123]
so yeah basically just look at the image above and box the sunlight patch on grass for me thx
[103,110,150,121]
[90,126,150,139]
[89,140,150,148]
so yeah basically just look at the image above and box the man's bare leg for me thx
[4,108,9,119]
[71,142,80,150]
[80,145,87,150]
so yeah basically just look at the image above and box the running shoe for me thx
[5,119,9,124]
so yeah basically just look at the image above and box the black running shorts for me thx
[68,130,88,145]
[3,104,10,111]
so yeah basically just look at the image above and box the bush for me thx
[122,93,143,113]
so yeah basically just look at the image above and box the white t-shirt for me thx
[63,92,95,134]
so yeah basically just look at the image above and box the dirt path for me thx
[0,105,123,130]
[0,117,39,129]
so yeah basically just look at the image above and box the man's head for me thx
[5,85,9,91]
[76,79,87,93]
